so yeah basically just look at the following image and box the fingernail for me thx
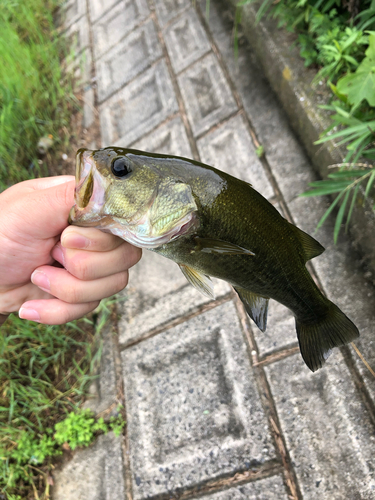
[19,307,41,322]
[52,245,65,266]
[31,271,50,293]
[61,232,90,249]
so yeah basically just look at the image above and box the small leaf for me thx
[346,183,361,231]
[328,169,370,179]
[316,190,346,230]
[365,170,375,198]
[334,190,350,243]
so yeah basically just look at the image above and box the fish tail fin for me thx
[296,302,359,372]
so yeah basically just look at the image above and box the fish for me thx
[69,147,359,372]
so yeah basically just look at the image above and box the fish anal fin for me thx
[234,287,269,332]
[194,237,255,256]
[296,302,359,372]
[290,223,325,262]
[179,264,215,299]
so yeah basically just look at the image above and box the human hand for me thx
[0,176,141,324]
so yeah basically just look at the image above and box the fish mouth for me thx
[68,149,108,225]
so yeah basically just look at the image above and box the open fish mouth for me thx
[68,150,108,225]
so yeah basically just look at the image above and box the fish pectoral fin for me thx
[179,264,215,299]
[234,287,269,332]
[289,223,325,262]
[194,237,255,256]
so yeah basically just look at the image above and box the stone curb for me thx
[228,0,375,276]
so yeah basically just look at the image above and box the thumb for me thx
[19,178,76,238]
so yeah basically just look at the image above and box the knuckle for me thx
[66,253,91,280]
[115,271,129,292]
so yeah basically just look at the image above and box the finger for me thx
[5,180,75,240]
[61,226,124,252]
[0,282,52,314]
[52,242,142,281]
[31,266,128,303]
[2,176,74,198]
[19,299,100,325]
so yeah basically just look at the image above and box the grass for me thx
[0,0,77,190]
[0,298,117,499]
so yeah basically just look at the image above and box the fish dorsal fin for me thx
[234,287,269,332]
[194,237,255,256]
[179,264,215,299]
[289,223,325,262]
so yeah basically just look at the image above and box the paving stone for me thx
[253,300,296,359]
[96,19,162,103]
[61,0,86,28]
[153,0,190,27]
[88,0,122,23]
[99,61,178,147]
[92,0,149,60]
[197,114,274,199]
[289,195,375,403]
[82,322,118,416]
[190,475,288,499]
[178,53,237,137]
[203,0,314,203]
[121,301,276,499]
[132,116,192,157]
[265,354,375,499]
[117,250,230,345]
[83,86,96,129]
[65,15,90,55]
[53,432,126,500]
[164,8,211,74]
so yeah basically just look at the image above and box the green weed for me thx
[0,297,119,498]
[0,0,77,190]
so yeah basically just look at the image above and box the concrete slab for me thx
[178,53,237,137]
[132,116,192,157]
[65,15,90,55]
[190,475,289,499]
[96,18,162,103]
[99,60,178,147]
[153,0,190,27]
[265,354,375,499]
[121,301,276,499]
[92,0,149,60]
[117,250,230,345]
[83,87,96,129]
[197,114,274,199]
[88,0,121,23]
[53,432,126,500]
[164,8,211,74]
[61,0,86,29]
[253,300,297,359]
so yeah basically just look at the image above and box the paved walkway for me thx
[54,0,375,498]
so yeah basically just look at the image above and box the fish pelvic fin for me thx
[296,302,359,372]
[289,223,325,262]
[234,287,269,332]
[179,264,215,299]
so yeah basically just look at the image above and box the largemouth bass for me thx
[69,147,359,371]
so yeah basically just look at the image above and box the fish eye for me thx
[111,157,132,178]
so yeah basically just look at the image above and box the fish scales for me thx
[69,147,359,372]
